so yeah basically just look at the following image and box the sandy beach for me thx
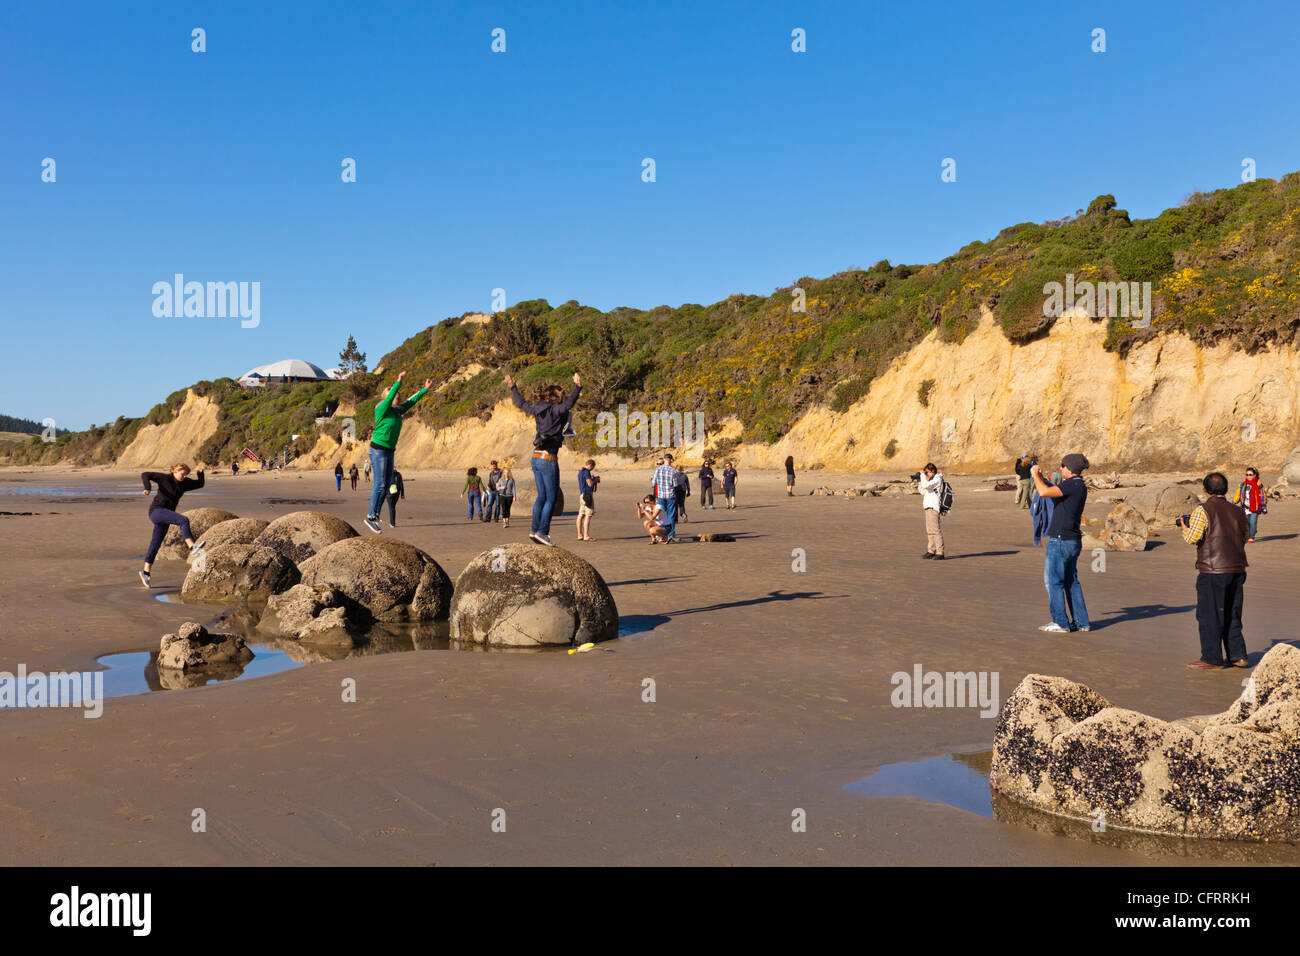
[0,465,1296,865]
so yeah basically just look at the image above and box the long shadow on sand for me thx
[616,591,839,637]
[1255,533,1298,543]
[1093,603,1195,628]
[608,575,694,587]
[943,550,1018,560]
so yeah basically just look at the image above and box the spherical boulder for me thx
[189,517,269,560]
[298,537,452,623]
[181,543,301,607]
[1283,446,1300,485]
[450,543,618,647]
[1123,481,1201,528]
[252,510,359,564]
[160,507,239,558]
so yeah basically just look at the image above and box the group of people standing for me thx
[461,461,516,527]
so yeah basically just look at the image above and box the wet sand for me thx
[0,466,1296,865]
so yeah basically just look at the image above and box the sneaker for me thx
[1247,538,1255,544]
[388,522,396,528]
[1076,626,1091,632]
[1038,623,1069,633]
[1231,658,1251,668]
[536,533,555,547]
[1187,660,1221,670]
[138,570,151,588]
[932,555,944,560]
[922,553,933,559]
[364,517,382,534]
[528,532,543,545]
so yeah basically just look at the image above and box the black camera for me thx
[909,471,922,481]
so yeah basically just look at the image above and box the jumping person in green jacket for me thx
[365,370,430,534]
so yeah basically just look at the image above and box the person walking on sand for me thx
[365,370,431,534]
[506,371,581,547]
[638,494,670,544]
[1231,466,1266,543]
[334,462,343,492]
[348,463,359,490]
[462,467,484,520]
[138,463,205,587]
[698,459,715,510]
[1014,454,1034,509]
[386,470,405,528]
[675,465,690,522]
[722,461,738,509]
[363,456,372,484]
[478,463,496,522]
[576,458,598,541]
[653,453,679,542]
[918,463,946,560]
[1030,454,1091,633]
[785,456,796,496]
[1179,472,1251,670]
[498,468,516,528]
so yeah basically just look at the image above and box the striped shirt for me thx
[653,464,677,499]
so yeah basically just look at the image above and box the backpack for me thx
[938,479,954,516]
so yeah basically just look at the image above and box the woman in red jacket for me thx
[1232,466,1266,543]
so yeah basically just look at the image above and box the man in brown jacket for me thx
[1177,472,1250,670]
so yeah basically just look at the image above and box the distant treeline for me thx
[0,414,70,436]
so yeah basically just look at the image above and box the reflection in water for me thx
[96,644,304,697]
[844,753,993,818]
[846,750,1300,860]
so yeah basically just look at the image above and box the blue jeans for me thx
[1045,537,1089,629]
[1246,511,1259,539]
[657,496,677,539]
[335,474,342,490]
[530,457,560,534]
[367,445,394,520]
[467,490,482,518]
[483,489,499,520]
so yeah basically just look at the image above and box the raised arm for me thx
[375,379,402,422]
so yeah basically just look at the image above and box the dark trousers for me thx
[675,488,687,520]
[700,483,713,507]
[500,496,513,518]
[145,508,190,563]
[387,494,399,525]
[1196,572,1247,665]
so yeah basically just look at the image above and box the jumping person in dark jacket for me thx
[386,470,405,527]
[505,371,580,547]
[138,463,205,587]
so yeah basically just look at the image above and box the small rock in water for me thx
[158,622,253,671]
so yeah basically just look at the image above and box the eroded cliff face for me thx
[740,307,1300,473]
[107,309,1300,474]
[114,390,221,470]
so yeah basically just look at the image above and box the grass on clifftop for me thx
[8,172,1300,467]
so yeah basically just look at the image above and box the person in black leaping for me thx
[138,462,205,587]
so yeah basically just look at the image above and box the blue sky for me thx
[3,0,1298,428]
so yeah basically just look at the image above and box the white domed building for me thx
[238,359,332,386]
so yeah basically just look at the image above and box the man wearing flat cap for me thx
[1029,453,1093,633]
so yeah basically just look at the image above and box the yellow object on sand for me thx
[567,642,595,655]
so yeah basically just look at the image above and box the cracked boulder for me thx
[991,643,1300,840]
[253,510,359,564]
[298,537,452,623]
[450,544,618,647]
[157,621,253,671]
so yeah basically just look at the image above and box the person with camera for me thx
[916,463,946,560]
[1029,453,1091,633]
[1014,454,1035,509]
[506,371,580,547]
[1178,472,1251,670]
[576,458,598,541]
